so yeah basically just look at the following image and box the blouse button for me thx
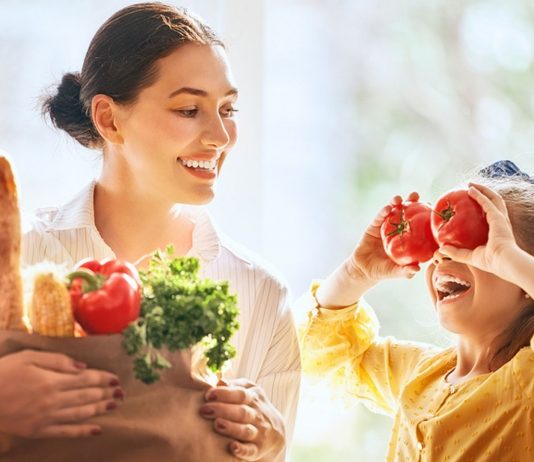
[449,385,457,394]
[416,442,424,451]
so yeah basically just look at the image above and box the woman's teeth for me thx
[181,159,217,171]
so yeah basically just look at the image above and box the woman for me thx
[300,162,534,461]
[15,3,300,461]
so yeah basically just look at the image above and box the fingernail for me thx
[109,378,120,387]
[91,428,102,436]
[207,392,217,401]
[217,421,226,431]
[106,401,117,411]
[200,406,214,416]
[231,442,240,454]
[113,389,124,400]
[74,361,86,370]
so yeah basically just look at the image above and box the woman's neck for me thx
[93,173,194,265]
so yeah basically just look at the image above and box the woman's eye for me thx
[174,108,198,118]
[221,106,239,118]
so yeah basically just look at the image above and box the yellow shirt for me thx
[300,297,534,462]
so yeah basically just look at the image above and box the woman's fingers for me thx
[213,417,258,442]
[56,386,123,409]
[24,350,86,374]
[51,399,117,424]
[200,402,257,423]
[229,441,259,461]
[34,423,102,439]
[57,368,120,391]
[205,386,254,405]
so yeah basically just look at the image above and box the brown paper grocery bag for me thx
[0,330,239,462]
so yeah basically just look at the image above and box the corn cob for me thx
[29,273,74,337]
[0,155,24,330]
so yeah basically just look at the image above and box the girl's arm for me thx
[300,193,437,415]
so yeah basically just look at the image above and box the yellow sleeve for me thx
[299,285,439,416]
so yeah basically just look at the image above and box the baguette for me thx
[0,156,24,330]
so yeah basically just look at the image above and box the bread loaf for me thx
[0,156,24,330]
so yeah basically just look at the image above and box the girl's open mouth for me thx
[435,274,472,304]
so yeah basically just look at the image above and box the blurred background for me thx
[1,0,534,460]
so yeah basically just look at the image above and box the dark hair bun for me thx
[42,72,100,148]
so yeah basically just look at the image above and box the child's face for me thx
[110,43,238,205]
[425,251,526,338]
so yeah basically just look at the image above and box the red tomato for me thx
[68,258,142,335]
[431,189,489,250]
[380,200,438,266]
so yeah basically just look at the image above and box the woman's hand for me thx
[0,350,123,438]
[199,379,285,461]
[439,183,522,280]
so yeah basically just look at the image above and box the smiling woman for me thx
[1,3,300,462]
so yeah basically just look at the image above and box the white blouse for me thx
[22,181,301,460]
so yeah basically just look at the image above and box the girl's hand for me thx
[0,350,123,438]
[439,183,521,279]
[315,192,422,308]
[349,192,421,284]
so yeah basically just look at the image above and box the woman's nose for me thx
[201,114,230,149]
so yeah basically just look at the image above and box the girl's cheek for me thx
[425,264,437,305]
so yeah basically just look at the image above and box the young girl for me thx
[10,3,299,461]
[300,162,534,461]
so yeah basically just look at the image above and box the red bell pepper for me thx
[67,258,141,335]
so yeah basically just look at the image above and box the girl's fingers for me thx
[390,195,402,206]
[365,205,393,239]
[401,264,420,279]
[34,424,102,439]
[440,245,473,264]
[468,183,508,214]
[407,191,419,202]
[467,186,501,216]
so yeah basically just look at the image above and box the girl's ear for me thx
[91,94,124,145]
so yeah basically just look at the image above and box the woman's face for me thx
[425,250,526,339]
[112,43,238,205]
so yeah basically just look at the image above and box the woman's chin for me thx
[176,189,215,206]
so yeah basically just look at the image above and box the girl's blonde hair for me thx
[472,174,534,369]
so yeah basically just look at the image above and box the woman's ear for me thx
[91,94,124,145]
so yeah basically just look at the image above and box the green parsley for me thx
[122,246,239,384]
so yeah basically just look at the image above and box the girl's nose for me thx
[432,249,452,265]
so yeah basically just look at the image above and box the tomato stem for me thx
[434,200,455,223]
[386,208,411,239]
